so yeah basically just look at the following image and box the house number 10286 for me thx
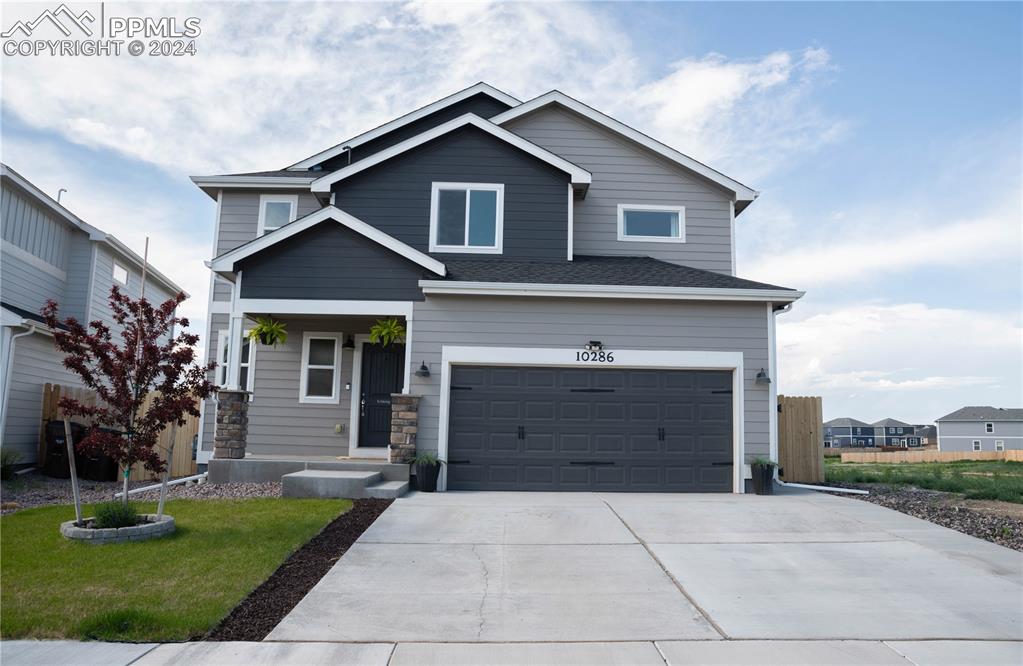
[577,350,615,363]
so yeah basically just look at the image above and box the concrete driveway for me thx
[267,487,1023,662]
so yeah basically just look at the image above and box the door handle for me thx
[360,396,366,417]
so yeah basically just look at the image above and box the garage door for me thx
[446,366,733,492]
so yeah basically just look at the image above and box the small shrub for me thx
[930,467,944,481]
[93,501,140,529]
[0,449,21,480]
[412,451,444,467]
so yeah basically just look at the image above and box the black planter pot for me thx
[414,462,441,492]
[257,333,274,346]
[751,464,775,495]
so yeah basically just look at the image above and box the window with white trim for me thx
[995,440,1005,451]
[985,422,994,433]
[257,194,299,236]
[973,440,982,452]
[617,204,685,242]
[300,332,342,404]
[112,262,129,286]
[429,183,504,253]
[216,330,255,394]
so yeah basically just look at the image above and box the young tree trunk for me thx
[63,419,83,525]
[156,423,177,519]
[122,466,130,508]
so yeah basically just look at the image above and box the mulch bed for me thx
[206,498,393,641]
[826,483,1023,552]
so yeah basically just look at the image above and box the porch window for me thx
[300,332,342,404]
[429,182,503,253]
[216,330,255,395]
[257,194,299,235]
[617,204,685,242]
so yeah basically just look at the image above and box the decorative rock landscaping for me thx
[60,514,175,544]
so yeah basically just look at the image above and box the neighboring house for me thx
[0,164,184,464]
[936,407,1023,452]
[872,418,920,447]
[914,424,937,446]
[190,83,804,493]
[823,418,875,448]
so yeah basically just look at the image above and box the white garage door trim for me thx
[436,346,746,493]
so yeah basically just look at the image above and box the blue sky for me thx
[2,1,1020,424]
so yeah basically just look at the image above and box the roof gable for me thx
[937,406,1023,422]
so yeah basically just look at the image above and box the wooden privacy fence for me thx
[841,450,1023,464]
[39,383,198,481]
[777,395,824,484]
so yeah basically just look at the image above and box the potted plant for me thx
[248,316,288,347]
[412,452,444,492]
[369,317,405,346]
[750,457,777,495]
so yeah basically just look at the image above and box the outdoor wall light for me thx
[415,361,431,378]
[755,368,772,385]
[584,340,604,352]
[342,335,355,349]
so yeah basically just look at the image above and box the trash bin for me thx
[76,427,121,482]
[42,421,84,479]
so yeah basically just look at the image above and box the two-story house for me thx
[823,418,875,448]
[0,164,184,464]
[937,407,1023,452]
[872,418,920,447]
[191,83,803,493]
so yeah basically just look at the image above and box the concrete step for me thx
[281,470,382,499]
[364,480,409,499]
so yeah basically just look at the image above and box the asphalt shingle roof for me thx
[936,406,1023,422]
[216,170,319,178]
[872,418,913,427]
[824,417,872,428]
[442,255,795,291]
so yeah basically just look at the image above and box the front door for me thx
[359,343,405,447]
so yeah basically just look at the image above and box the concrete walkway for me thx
[3,489,1022,664]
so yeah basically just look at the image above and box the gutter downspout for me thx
[0,324,40,442]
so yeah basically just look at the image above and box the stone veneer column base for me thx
[214,389,251,460]
[389,394,420,464]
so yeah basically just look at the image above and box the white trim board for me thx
[210,205,446,277]
[299,331,344,405]
[435,346,746,493]
[347,334,392,460]
[288,83,521,170]
[419,280,803,303]
[310,114,592,192]
[490,91,758,205]
[234,299,414,318]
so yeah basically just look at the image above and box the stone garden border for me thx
[60,513,175,544]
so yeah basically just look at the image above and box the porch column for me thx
[389,394,419,464]
[214,389,250,459]
[226,277,244,389]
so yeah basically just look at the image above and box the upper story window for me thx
[617,204,685,243]
[429,183,504,254]
[985,422,994,433]
[112,262,129,286]
[854,427,861,435]
[257,194,299,236]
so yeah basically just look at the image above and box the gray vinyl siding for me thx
[2,332,83,463]
[215,190,322,258]
[63,234,93,322]
[0,244,66,316]
[332,126,570,261]
[504,107,735,273]
[319,93,513,171]
[90,245,175,332]
[1,183,71,269]
[199,312,230,453]
[238,222,430,301]
[407,296,770,461]
[938,421,1023,452]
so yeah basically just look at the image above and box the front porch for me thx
[207,454,410,498]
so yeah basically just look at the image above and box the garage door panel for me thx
[447,366,733,492]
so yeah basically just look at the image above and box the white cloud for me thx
[777,303,1023,423]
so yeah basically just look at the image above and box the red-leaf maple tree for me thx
[43,287,216,504]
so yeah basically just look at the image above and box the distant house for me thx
[823,417,921,448]
[936,407,1023,452]
[0,164,185,464]
[871,418,921,447]
[915,424,937,446]
[824,418,875,448]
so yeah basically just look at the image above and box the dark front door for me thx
[359,343,405,447]
[446,366,733,492]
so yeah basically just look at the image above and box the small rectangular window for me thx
[995,440,1005,451]
[300,332,341,403]
[973,440,982,452]
[985,422,994,433]
[430,183,503,253]
[112,262,129,286]
[258,194,298,235]
[617,204,685,242]
[216,330,255,395]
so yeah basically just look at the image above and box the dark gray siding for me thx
[238,221,430,301]
[319,93,512,170]
[332,126,569,260]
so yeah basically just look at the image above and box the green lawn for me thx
[1,498,350,641]
[825,459,1023,503]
